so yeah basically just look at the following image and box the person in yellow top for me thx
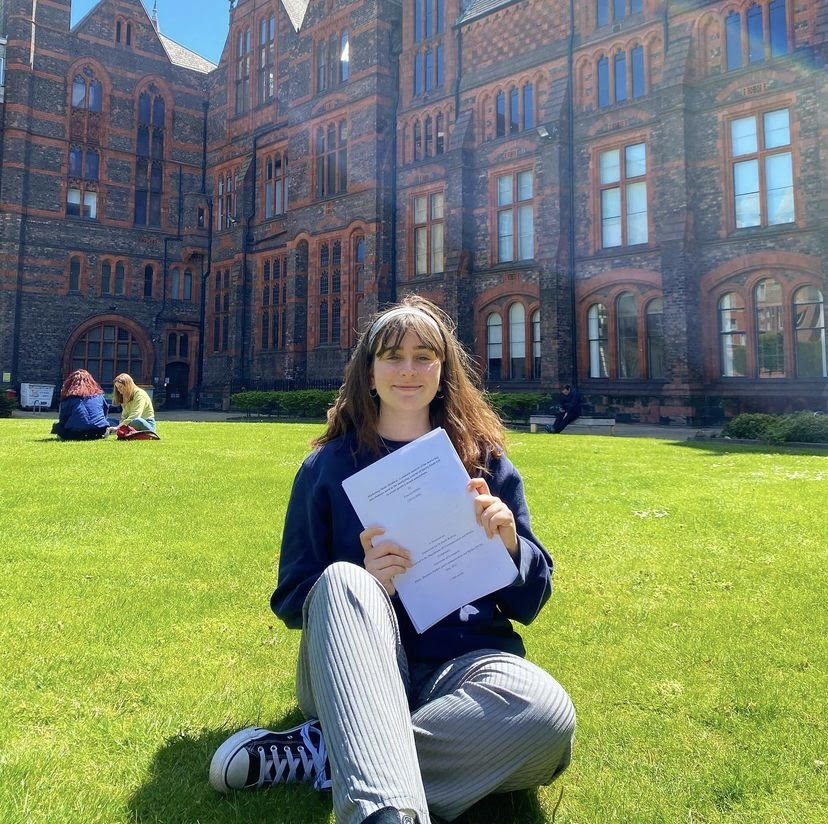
[107,373,157,435]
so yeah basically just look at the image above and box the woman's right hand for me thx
[359,527,413,596]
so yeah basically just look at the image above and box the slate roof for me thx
[280,0,310,32]
[458,0,520,25]
[159,33,217,74]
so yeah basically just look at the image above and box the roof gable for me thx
[281,0,311,32]
[458,0,522,25]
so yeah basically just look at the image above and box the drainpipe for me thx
[566,0,578,388]
[196,197,213,408]
[390,32,401,302]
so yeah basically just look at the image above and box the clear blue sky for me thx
[70,1,229,65]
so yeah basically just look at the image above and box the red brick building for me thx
[1,0,825,423]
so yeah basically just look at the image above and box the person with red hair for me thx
[51,369,110,440]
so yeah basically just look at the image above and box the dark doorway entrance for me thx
[165,362,190,409]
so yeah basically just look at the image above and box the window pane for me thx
[747,4,764,63]
[795,329,827,378]
[763,109,790,148]
[518,204,534,260]
[496,91,506,135]
[631,45,645,98]
[731,116,757,156]
[86,151,99,181]
[765,152,794,224]
[646,299,665,378]
[83,191,97,219]
[509,87,520,133]
[756,279,784,377]
[497,175,512,206]
[517,170,533,200]
[597,0,609,27]
[431,192,444,219]
[487,313,502,380]
[588,304,609,378]
[769,0,788,57]
[415,226,427,275]
[597,57,609,107]
[498,210,513,262]
[625,143,646,177]
[601,187,621,247]
[614,52,626,103]
[617,293,640,378]
[626,181,648,244]
[726,12,742,70]
[509,303,525,380]
[600,149,620,184]
[431,222,444,273]
[733,159,760,228]
[523,84,534,129]
[414,195,427,223]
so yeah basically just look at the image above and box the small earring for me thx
[435,388,444,400]
[369,388,378,398]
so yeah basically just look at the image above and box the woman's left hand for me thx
[468,478,519,557]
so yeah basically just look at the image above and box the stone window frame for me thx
[489,164,536,266]
[315,119,348,200]
[115,17,133,47]
[481,297,541,383]
[262,148,289,219]
[409,187,445,278]
[411,0,445,98]
[595,40,647,109]
[708,271,825,380]
[478,71,545,144]
[595,0,643,29]
[235,27,252,116]
[723,103,797,233]
[64,315,151,386]
[314,239,343,348]
[258,253,287,351]
[99,257,129,298]
[257,13,277,106]
[169,266,193,302]
[212,268,231,353]
[315,26,350,95]
[399,105,451,164]
[721,0,790,73]
[579,284,665,382]
[591,131,651,252]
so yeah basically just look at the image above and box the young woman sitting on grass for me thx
[52,369,110,440]
[106,373,157,436]
[210,296,575,824]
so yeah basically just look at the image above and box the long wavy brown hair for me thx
[60,369,104,399]
[112,373,137,404]
[314,295,505,475]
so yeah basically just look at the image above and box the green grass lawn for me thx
[1,420,826,824]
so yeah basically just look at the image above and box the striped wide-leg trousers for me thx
[296,562,576,824]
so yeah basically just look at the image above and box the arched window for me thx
[101,261,112,295]
[425,116,433,157]
[236,29,251,114]
[522,84,534,130]
[414,52,423,95]
[614,51,627,103]
[435,113,445,154]
[616,292,640,377]
[755,279,784,377]
[171,267,180,299]
[726,12,743,70]
[69,257,81,292]
[747,4,764,63]
[116,20,122,43]
[319,299,329,345]
[769,0,788,57]
[718,292,747,377]
[509,303,526,380]
[794,286,826,378]
[115,262,126,296]
[496,91,506,137]
[597,56,609,107]
[89,80,102,112]
[72,75,87,108]
[183,269,192,301]
[354,235,366,292]
[509,87,519,134]
[631,45,645,98]
[588,303,608,378]
[135,89,165,227]
[646,298,665,378]
[69,323,144,384]
[126,23,132,47]
[143,264,153,298]
[486,313,503,381]
[532,309,541,380]
[414,120,423,161]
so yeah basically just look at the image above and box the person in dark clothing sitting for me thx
[545,385,582,434]
[51,370,109,440]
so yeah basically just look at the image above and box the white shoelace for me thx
[256,722,331,790]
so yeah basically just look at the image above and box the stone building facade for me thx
[1,0,825,422]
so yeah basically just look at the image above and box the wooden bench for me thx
[529,414,616,435]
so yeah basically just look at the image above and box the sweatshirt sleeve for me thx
[491,458,553,625]
[270,455,333,629]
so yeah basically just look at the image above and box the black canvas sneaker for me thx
[362,808,418,824]
[209,720,331,793]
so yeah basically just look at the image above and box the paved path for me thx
[13,408,722,440]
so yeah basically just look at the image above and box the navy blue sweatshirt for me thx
[271,431,553,669]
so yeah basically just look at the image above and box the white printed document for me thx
[342,428,518,632]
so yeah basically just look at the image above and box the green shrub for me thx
[723,411,828,444]
[230,390,337,418]
[0,393,14,418]
[486,392,555,421]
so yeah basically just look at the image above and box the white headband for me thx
[367,307,443,350]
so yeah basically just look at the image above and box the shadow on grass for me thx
[129,722,549,824]
[668,438,828,457]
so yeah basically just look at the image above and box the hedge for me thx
[722,411,828,444]
[230,390,338,419]
[0,394,14,418]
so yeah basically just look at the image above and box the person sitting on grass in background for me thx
[209,296,576,824]
[545,385,582,434]
[51,369,109,440]
[106,373,157,436]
